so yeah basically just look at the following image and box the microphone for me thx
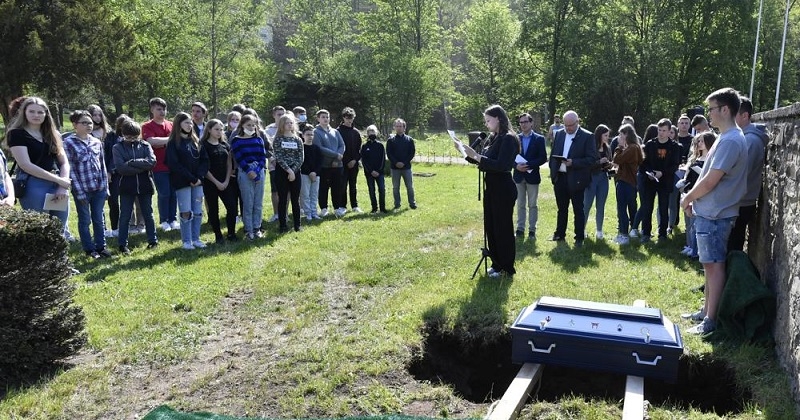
[468,131,488,150]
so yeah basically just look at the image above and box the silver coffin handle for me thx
[527,340,556,354]
[631,352,662,366]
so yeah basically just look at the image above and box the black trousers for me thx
[553,174,586,240]
[203,180,238,237]
[108,173,121,230]
[728,204,756,251]
[319,166,344,210]
[276,170,302,230]
[484,173,517,274]
[341,165,359,208]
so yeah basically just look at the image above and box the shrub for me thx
[0,206,86,387]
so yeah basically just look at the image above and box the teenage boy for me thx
[64,110,110,258]
[681,87,748,335]
[191,101,208,137]
[142,97,178,231]
[668,114,695,233]
[360,125,387,213]
[313,109,346,216]
[728,96,768,251]
[635,118,681,243]
[338,107,362,212]
[386,118,417,210]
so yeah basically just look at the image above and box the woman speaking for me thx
[460,105,520,278]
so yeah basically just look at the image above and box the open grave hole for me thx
[407,328,751,416]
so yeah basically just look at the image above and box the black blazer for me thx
[549,127,598,191]
[513,131,548,184]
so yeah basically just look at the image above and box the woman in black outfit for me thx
[461,105,520,278]
[200,119,239,243]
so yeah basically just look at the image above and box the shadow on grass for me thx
[545,241,600,273]
[409,272,518,403]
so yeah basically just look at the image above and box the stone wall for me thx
[750,103,800,404]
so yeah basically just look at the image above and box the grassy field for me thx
[0,163,795,419]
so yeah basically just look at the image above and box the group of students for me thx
[0,96,418,256]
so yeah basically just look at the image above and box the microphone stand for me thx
[468,133,489,279]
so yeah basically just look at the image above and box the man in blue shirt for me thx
[513,113,547,239]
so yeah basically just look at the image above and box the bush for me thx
[0,206,86,387]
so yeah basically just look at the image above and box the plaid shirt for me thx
[64,134,108,200]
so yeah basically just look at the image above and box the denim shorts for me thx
[694,215,736,263]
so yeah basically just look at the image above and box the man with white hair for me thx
[548,110,598,246]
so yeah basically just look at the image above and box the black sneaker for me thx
[96,248,113,258]
[515,230,524,238]
[86,250,101,259]
[528,231,536,239]
[147,242,159,249]
[119,246,131,255]
[226,234,239,242]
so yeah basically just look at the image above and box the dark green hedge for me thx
[0,206,86,387]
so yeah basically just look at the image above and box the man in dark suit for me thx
[549,110,598,246]
[513,113,548,239]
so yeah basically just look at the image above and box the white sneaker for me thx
[353,207,363,213]
[312,214,322,220]
[192,240,207,249]
[614,235,630,245]
[104,229,114,238]
[320,208,329,217]
[334,207,347,217]
[161,222,172,231]
[596,231,604,240]
[255,230,264,239]
[182,242,195,250]
[629,229,639,238]
[236,216,242,224]
[307,214,313,221]
[112,229,119,237]
[268,214,279,223]
[169,220,180,230]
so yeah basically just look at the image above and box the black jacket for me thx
[166,137,210,189]
[549,127,598,191]
[513,131,547,184]
[386,133,415,169]
[360,138,386,175]
[112,140,156,196]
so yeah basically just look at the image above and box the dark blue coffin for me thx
[510,296,683,382]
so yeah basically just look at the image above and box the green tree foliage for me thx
[0,0,134,124]
[2,0,799,131]
[455,0,521,128]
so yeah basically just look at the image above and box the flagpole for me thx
[750,0,764,99]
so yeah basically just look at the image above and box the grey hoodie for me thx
[741,123,769,206]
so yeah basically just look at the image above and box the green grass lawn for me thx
[0,163,795,419]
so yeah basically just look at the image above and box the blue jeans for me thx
[153,171,176,224]
[391,168,415,208]
[74,189,108,252]
[176,185,204,243]
[667,170,683,228]
[238,170,265,234]
[18,176,69,234]
[685,214,697,251]
[615,181,637,234]
[118,194,157,247]
[695,216,736,263]
[583,172,609,233]
[300,174,319,217]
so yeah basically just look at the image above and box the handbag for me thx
[10,162,29,199]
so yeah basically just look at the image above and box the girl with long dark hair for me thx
[460,104,520,277]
